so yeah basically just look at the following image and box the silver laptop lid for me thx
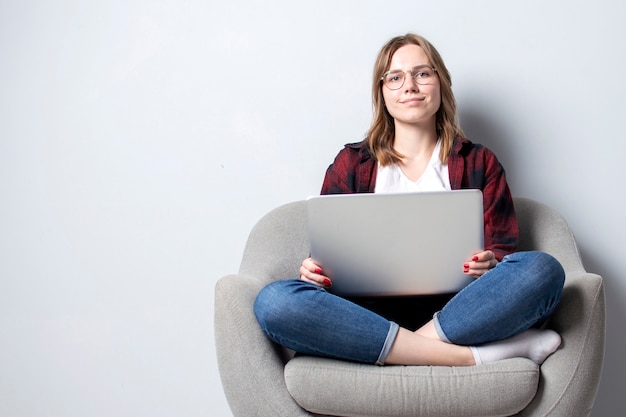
[306,190,483,296]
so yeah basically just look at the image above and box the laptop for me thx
[306,190,483,296]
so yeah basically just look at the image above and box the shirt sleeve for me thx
[320,146,361,195]
[480,150,519,260]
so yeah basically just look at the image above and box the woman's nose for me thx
[404,72,419,91]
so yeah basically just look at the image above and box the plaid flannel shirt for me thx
[320,137,519,261]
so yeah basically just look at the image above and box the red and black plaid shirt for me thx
[320,137,519,261]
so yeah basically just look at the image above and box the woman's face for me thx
[382,44,441,129]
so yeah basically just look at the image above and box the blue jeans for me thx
[254,251,565,365]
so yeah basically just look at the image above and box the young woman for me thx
[254,33,565,367]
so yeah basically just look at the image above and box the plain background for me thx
[1,0,624,416]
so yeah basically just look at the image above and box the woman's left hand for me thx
[463,250,498,278]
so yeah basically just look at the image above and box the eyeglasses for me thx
[381,65,437,90]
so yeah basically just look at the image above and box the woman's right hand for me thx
[300,257,332,288]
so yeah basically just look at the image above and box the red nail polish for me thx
[323,278,332,286]
[315,268,323,274]
[464,263,469,269]
[472,256,479,261]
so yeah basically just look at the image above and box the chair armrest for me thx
[214,274,310,417]
[519,271,605,416]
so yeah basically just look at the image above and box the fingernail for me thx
[315,268,323,274]
[323,278,332,286]
[464,263,469,269]
[472,256,479,261]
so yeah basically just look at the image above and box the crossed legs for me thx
[254,251,565,366]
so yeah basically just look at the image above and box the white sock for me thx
[470,329,561,365]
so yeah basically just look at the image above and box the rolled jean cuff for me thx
[433,311,452,343]
[376,321,400,365]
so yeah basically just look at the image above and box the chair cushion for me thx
[285,356,539,417]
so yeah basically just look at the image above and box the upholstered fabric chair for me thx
[215,197,605,416]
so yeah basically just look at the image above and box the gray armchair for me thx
[215,197,605,416]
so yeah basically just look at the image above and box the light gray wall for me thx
[1,1,623,416]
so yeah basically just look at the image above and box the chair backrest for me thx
[238,197,584,283]
[514,197,584,273]
[239,201,309,283]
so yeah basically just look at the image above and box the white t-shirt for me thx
[375,139,451,193]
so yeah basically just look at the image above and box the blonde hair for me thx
[366,33,464,165]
